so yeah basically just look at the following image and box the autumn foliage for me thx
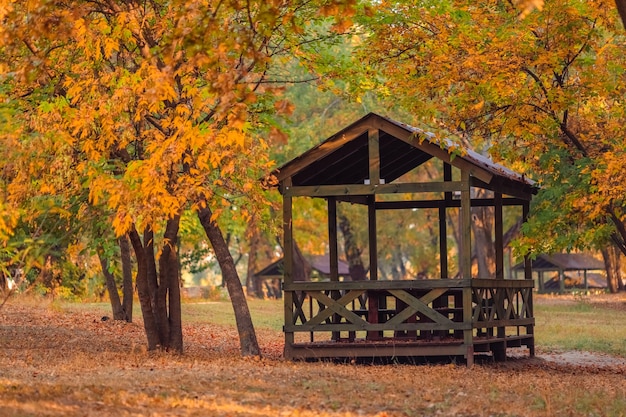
[360,0,626,260]
[0,0,357,352]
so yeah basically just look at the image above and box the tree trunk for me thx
[128,227,161,350]
[160,215,183,353]
[601,245,623,293]
[245,223,262,297]
[471,189,496,278]
[291,240,312,282]
[338,214,367,281]
[617,0,626,30]
[97,249,126,321]
[198,205,260,357]
[119,234,134,322]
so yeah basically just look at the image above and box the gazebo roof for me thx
[273,113,536,197]
[512,253,605,272]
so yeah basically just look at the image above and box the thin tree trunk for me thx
[160,215,183,353]
[471,189,496,279]
[198,205,260,357]
[97,250,126,321]
[292,240,311,282]
[338,214,367,281]
[617,0,626,30]
[128,227,161,350]
[246,224,261,297]
[601,246,622,293]
[119,234,133,322]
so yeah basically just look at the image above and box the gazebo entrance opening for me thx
[272,113,537,366]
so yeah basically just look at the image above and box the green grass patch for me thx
[534,300,626,357]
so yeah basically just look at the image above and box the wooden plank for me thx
[368,195,378,281]
[461,170,472,279]
[471,279,534,288]
[462,286,473,350]
[285,343,468,359]
[284,279,471,292]
[285,321,469,332]
[523,201,533,281]
[368,128,380,185]
[469,177,534,200]
[440,162,451,279]
[375,197,528,210]
[328,197,339,282]
[283,177,294,346]
[495,192,504,279]
[471,318,535,328]
[284,181,468,197]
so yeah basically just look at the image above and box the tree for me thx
[359,0,626,289]
[0,0,358,352]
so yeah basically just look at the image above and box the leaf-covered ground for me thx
[1,297,625,417]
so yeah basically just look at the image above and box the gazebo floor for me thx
[286,334,534,362]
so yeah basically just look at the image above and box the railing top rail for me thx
[284,279,472,292]
[471,279,534,289]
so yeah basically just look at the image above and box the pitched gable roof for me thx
[273,113,535,196]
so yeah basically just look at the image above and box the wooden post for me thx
[523,201,532,281]
[522,200,534,356]
[328,197,340,340]
[368,128,380,185]
[460,170,472,279]
[463,285,474,367]
[368,195,378,281]
[460,170,473,366]
[328,197,339,282]
[367,195,380,339]
[495,192,504,279]
[440,163,452,279]
[282,178,295,353]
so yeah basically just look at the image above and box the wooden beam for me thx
[284,278,472,292]
[368,128,380,185]
[328,197,338,281]
[283,177,294,346]
[375,197,528,210]
[470,177,534,201]
[495,192,504,279]
[368,195,378,280]
[440,163,452,279]
[523,200,532,281]
[284,181,468,197]
[460,170,472,279]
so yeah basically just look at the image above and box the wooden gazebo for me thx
[512,253,605,293]
[273,113,537,366]
[252,255,351,298]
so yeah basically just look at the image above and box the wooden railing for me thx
[283,278,534,362]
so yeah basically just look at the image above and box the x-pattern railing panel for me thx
[306,290,369,327]
[387,288,452,326]
[472,285,532,324]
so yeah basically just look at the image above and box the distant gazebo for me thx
[271,113,538,366]
[252,255,351,298]
[512,253,606,293]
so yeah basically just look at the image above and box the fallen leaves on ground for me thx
[0,298,625,417]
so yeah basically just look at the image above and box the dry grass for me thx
[1,294,625,416]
